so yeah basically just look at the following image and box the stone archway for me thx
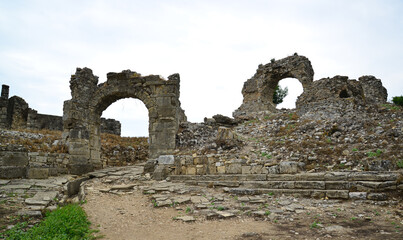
[63,68,186,175]
[233,54,314,119]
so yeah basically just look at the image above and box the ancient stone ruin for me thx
[0,84,121,134]
[233,54,388,120]
[62,68,186,174]
[233,54,314,119]
[0,54,401,204]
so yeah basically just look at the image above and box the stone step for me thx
[179,179,399,192]
[170,174,267,181]
[169,171,401,182]
[226,188,350,199]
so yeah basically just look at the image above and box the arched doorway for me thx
[102,98,148,137]
[63,68,186,175]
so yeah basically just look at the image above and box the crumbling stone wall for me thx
[233,54,314,119]
[234,55,389,119]
[27,110,64,131]
[0,145,28,179]
[296,76,366,119]
[100,118,121,135]
[0,85,121,135]
[295,75,388,119]
[359,75,388,104]
[63,68,186,174]
[8,96,29,129]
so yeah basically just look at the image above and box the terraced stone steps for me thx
[169,171,402,200]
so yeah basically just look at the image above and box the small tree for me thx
[273,85,288,105]
[392,96,403,107]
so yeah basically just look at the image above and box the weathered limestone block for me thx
[158,155,174,165]
[294,181,325,190]
[0,166,26,179]
[180,155,193,165]
[68,164,94,175]
[217,166,226,174]
[355,181,396,191]
[348,172,398,181]
[367,193,388,201]
[349,192,367,200]
[295,173,325,181]
[326,190,349,199]
[193,156,207,165]
[196,164,206,175]
[206,164,217,174]
[0,151,28,166]
[226,163,242,174]
[279,161,305,174]
[242,166,252,174]
[186,166,196,175]
[311,191,326,199]
[325,181,351,190]
[27,168,49,179]
[153,165,171,180]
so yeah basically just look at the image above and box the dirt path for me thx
[83,191,280,240]
[82,179,402,240]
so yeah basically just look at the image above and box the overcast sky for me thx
[1,0,402,136]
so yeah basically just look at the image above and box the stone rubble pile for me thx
[171,104,402,178]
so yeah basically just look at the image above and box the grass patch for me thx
[397,160,403,169]
[1,204,99,240]
[310,221,321,229]
[366,149,382,158]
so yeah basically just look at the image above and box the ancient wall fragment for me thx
[233,54,314,119]
[63,68,186,174]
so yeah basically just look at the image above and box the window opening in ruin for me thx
[275,78,303,109]
[339,89,350,98]
[101,98,149,137]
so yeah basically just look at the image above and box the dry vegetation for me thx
[101,133,148,166]
[0,129,149,166]
[0,129,67,153]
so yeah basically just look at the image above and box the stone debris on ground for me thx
[1,163,402,239]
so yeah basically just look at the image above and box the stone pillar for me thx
[1,85,9,99]
[63,68,98,175]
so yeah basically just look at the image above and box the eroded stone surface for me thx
[233,54,314,119]
[233,55,388,120]
[63,68,187,174]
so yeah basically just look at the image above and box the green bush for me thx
[273,85,288,105]
[392,96,403,107]
[2,204,97,240]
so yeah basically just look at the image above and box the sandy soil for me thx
[83,186,402,240]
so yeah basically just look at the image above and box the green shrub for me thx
[273,85,288,105]
[1,204,97,240]
[392,96,403,107]
[366,149,382,158]
[397,160,403,169]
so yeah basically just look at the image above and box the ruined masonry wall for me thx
[233,55,388,119]
[0,85,121,135]
[0,148,70,179]
[63,68,186,175]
